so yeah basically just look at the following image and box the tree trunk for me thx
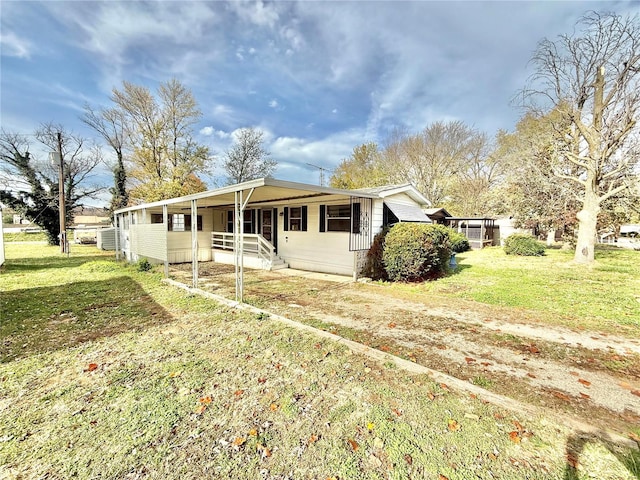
[574,187,600,264]
[546,229,556,247]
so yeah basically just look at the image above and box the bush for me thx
[136,257,152,272]
[448,230,471,253]
[382,223,452,282]
[363,227,390,280]
[503,234,545,256]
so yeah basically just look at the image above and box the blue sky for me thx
[1,0,638,205]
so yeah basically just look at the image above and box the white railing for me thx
[211,231,275,265]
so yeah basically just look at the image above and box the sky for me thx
[1,0,638,206]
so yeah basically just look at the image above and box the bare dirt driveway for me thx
[171,263,640,439]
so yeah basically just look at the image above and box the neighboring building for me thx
[445,217,499,249]
[423,207,452,224]
[113,178,431,282]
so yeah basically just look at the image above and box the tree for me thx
[329,142,387,189]
[0,125,103,245]
[110,79,210,203]
[81,104,128,219]
[223,127,276,184]
[522,12,640,263]
[381,121,488,206]
[492,110,580,243]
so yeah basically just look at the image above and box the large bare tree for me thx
[0,125,103,245]
[522,12,640,263]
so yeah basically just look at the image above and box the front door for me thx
[261,209,273,242]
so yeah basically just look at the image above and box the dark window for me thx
[167,214,202,232]
[284,206,307,232]
[383,203,399,227]
[326,205,351,232]
[151,214,163,224]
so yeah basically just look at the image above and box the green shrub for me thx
[503,234,545,256]
[363,227,390,280]
[382,223,452,282]
[448,230,471,253]
[136,257,152,272]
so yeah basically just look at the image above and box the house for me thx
[113,178,431,297]
[423,207,452,224]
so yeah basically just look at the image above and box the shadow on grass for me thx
[564,432,640,480]
[1,276,173,363]
[2,255,109,272]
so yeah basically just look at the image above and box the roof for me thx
[424,207,452,217]
[385,201,431,223]
[114,178,380,214]
[353,184,430,206]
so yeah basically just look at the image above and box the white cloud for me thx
[229,0,279,28]
[199,126,215,136]
[268,99,279,109]
[0,31,32,58]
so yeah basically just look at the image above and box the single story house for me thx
[113,178,431,298]
[445,217,498,249]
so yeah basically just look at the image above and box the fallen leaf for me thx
[526,372,537,379]
[367,422,375,431]
[392,408,402,417]
[85,363,98,372]
[632,390,640,398]
[388,322,397,328]
[469,393,477,400]
[308,434,319,445]
[427,392,435,401]
[314,343,321,349]
[494,412,505,420]
[232,436,246,447]
[438,475,449,480]
[270,403,278,411]
[168,371,181,378]
[566,452,580,469]
[579,392,591,399]
[249,428,258,436]
[447,419,461,432]
[439,383,450,392]
[258,377,267,384]
[465,357,476,364]
[569,371,580,377]
[404,453,413,465]
[552,391,571,401]
[528,345,540,354]
[512,420,524,432]
[274,363,283,370]
[480,362,492,367]
[578,378,591,387]
[234,389,244,398]
[628,431,640,442]
[619,381,632,390]
[347,438,359,451]
[379,345,390,352]
[194,405,207,414]
[437,345,447,350]
[509,431,521,444]
[199,396,212,404]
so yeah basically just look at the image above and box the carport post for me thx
[191,199,198,288]
[163,204,169,277]
[114,214,120,261]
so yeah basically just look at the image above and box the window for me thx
[320,203,360,233]
[226,210,256,233]
[326,205,351,232]
[283,206,307,231]
[151,214,163,224]
[167,214,202,231]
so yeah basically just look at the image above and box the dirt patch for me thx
[172,263,640,436]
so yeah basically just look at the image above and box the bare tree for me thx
[82,104,128,218]
[381,121,489,207]
[223,127,276,184]
[0,125,104,245]
[522,12,640,263]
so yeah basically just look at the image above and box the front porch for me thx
[211,231,288,271]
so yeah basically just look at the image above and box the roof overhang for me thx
[375,184,431,206]
[385,201,431,223]
[114,178,379,214]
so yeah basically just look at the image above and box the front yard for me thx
[1,243,639,479]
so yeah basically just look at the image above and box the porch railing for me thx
[211,231,275,264]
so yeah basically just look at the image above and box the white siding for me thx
[130,224,168,262]
[277,203,355,276]
[0,220,4,267]
[382,192,418,206]
[97,227,116,250]
[166,210,214,263]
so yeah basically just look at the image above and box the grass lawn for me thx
[1,243,639,479]
[387,245,640,336]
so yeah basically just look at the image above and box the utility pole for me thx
[56,132,67,254]
[306,163,330,187]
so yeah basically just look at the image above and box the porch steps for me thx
[270,256,289,270]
